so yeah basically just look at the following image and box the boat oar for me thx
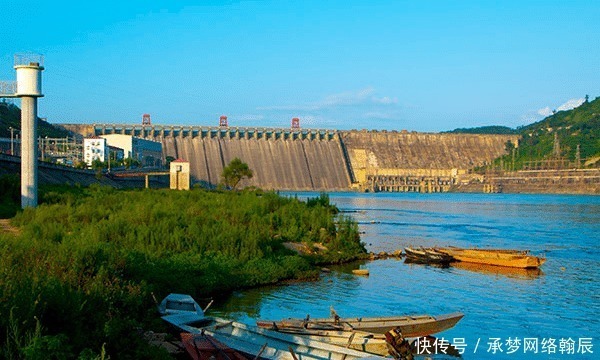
[345,332,357,348]
[340,332,356,360]
[203,299,214,313]
[288,346,299,360]
[254,342,268,360]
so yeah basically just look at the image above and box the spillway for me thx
[158,133,351,191]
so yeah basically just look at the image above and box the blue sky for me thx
[1,0,598,131]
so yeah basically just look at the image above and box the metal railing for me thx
[14,53,44,67]
[0,81,17,97]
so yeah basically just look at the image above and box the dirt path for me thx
[0,219,20,236]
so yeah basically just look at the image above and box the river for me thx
[211,193,600,359]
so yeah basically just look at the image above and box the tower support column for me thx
[20,97,38,208]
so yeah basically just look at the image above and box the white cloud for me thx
[362,111,397,120]
[234,114,265,122]
[537,107,553,117]
[536,98,585,118]
[557,98,585,111]
[257,87,398,111]
[372,96,398,105]
[320,87,374,107]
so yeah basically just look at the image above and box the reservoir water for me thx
[211,193,600,359]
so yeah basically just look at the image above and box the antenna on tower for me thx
[142,114,151,125]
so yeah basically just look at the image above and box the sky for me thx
[0,0,598,132]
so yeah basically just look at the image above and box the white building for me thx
[84,137,108,166]
[100,134,162,167]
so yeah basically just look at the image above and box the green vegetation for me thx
[0,182,365,359]
[449,97,600,171]
[493,97,600,170]
[444,125,518,135]
[0,174,20,218]
[221,157,254,190]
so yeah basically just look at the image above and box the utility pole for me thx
[9,126,14,155]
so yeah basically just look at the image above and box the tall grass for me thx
[0,185,365,358]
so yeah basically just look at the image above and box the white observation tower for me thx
[15,54,44,208]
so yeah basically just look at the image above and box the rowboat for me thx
[159,294,387,360]
[257,311,464,338]
[436,247,545,269]
[252,327,392,355]
[404,247,454,265]
[181,332,249,360]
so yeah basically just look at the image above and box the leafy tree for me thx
[505,140,515,153]
[221,158,253,190]
[165,156,175,168]
[123,157,140,169]
[90,159,104,170]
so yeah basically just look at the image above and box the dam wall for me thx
[142,127,351,190]
[340,131,518,191]
[58,124,517,192]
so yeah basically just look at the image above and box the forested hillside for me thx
[450,96,600,170]
[0,101,69,138]
[496,96,600,170]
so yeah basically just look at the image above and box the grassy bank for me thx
[0,184,365,359]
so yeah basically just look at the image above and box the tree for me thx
[504,140,515,154]
[165,156,175,168]
[91,159,105,170]
[221,158,253,190]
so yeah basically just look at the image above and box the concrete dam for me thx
[64,124,518,192]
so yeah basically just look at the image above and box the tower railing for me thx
[0,81,17,97]
[14,53,44,67]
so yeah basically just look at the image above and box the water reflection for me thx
[449,261,543,280]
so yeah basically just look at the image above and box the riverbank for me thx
[0,186,366,359]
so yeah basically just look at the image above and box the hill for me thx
[498,96,600,170]
[446,97,600,170]
[518,96,600,159]
[444,125,518,135]
[0,101,69,139]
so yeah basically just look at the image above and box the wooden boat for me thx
[404,247,454,265]
[251,327,392,355]
[257,311,464,338]
[181,332,249,360]
[159,294,387,360]
[436,247,545,269]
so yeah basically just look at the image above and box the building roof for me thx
[172,158,188,163]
